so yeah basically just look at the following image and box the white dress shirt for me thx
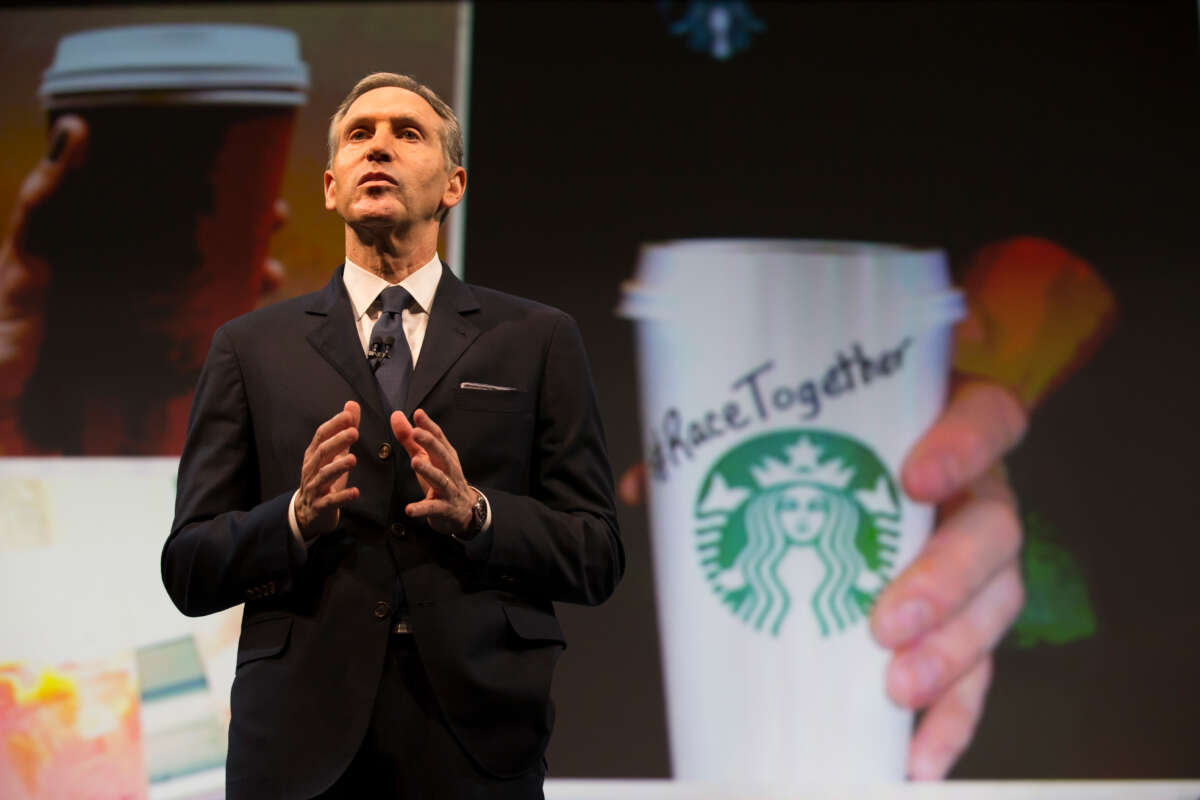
[342,254,442,365]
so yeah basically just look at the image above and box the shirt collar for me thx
[342,253,443,320]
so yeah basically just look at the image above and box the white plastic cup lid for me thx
[616,238,964,332]
[630,238,951,298]
[39,24,310,108]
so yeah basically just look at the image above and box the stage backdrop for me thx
[0,1,1196,795]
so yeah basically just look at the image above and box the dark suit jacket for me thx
[162,265,624,799]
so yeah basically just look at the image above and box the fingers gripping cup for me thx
[620,240,964,786]
[23,25,308,454]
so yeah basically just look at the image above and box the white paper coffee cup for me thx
[619,239,963,785]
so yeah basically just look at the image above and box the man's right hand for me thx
[294,400,361,539]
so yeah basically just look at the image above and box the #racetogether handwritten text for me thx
[647,338,913,482]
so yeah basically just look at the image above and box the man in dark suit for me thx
[162,72,624,799]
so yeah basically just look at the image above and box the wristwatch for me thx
[462,487,488,539]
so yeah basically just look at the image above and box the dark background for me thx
[464,1,1200,777]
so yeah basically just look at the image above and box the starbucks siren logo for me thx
[694,430,901,637]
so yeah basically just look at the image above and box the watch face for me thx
[472,493,486,525]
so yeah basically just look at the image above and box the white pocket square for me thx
[459,381,519,392]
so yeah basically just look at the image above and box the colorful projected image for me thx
[0,655,145,800]
[0,458,241,793]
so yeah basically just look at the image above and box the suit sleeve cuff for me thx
[287,489,311,563]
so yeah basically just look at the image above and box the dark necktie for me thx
[368,285,414,411]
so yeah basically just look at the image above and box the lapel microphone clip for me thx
[368,336,395,371]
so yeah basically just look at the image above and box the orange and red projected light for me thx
[952,236,1117,410]
[0,657,146,800]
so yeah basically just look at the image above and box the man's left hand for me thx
[869,379,1028,780]
[391,408,476,536]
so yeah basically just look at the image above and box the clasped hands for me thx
[294,401,476,539]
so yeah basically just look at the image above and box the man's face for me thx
[323,86,464,232]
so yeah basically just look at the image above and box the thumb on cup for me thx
[8,114,90,264]
[0,115,89,429]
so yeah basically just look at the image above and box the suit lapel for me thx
[406,264,481,414]
[304,266,390,422]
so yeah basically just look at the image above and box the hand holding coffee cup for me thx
[612,384,1025,783]
[0,24,307,455]
[0,115,89,454]
[617,235,1111,779]
[622,240,972,784]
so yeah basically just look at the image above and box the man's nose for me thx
[366,133,393,161]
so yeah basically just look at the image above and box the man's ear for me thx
[440,166,467,212]
[323,170,337,211]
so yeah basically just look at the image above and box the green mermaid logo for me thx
[695,430,901,637]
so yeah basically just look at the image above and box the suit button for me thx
[377,442,392,460]
[391,523,405,537]
[373,601,391,619]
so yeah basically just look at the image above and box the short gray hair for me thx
[327,72,464,222]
